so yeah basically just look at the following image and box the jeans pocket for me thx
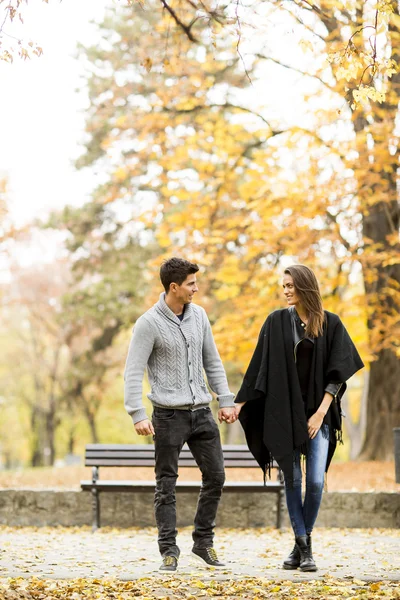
[153,408,175,421]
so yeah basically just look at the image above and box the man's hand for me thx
[218,406,238,424]
[134,419,155,436]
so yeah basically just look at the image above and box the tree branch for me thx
[158,0,199,43]
[326,209,352,252]
[164,101,281,131]
[0,4,10,37]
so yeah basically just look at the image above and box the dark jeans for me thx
[152,406,225,558]
[284,424,330,537]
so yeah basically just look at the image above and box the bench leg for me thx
[91,487,100,532]
[276,489,285,529]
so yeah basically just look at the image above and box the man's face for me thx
[172,274,198,304]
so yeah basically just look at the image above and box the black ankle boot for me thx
[295,535,317,572]
[283,540,300,569]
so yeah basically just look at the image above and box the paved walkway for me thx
[0,526,398,582]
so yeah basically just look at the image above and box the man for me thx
[124,257,237,572]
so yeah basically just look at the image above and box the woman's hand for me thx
[234,402,246,418]
[307,410,324,439]
[307,391,334,438]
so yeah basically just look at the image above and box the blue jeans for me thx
[284,424,329,537]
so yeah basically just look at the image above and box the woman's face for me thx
[282,274,300,307]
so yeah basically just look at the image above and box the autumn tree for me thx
[47,203,157,443]
[0,260,72,466]
[0,184,72,467]
[69,0,400,460]
[259,0,400,459]
[66,4,331,437]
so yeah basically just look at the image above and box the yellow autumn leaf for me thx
[142,57,152,72]
[191,580,207,588]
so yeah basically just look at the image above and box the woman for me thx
[235,265,364,572]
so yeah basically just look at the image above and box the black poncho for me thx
[235,308,364,485]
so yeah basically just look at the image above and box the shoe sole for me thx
[190,552,226,569]
[283,564,299,570]
[300,566,318,572]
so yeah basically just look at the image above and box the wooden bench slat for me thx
[80,480,282,492]
[85,460,262,469]
[85,453,261,461]
[86,453,157,459]
[83,446,280,472]
[81,480,201,492]
[85,450,258,458]
[85,459,199,467]
[85,444,252,451]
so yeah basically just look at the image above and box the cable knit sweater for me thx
[124,292,235,424]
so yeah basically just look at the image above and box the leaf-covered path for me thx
[0,576,399,600]
[0,526,398,592]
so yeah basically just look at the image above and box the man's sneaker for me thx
[159,555,178,571]
[191,546,225,568]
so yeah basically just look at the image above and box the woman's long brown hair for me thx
[284,265,325,337]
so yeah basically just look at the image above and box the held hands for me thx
[307,410,324,439]
[218,406,239,424]
[219,402,246,424]
[136,407,241,432]
[134,419,155,437]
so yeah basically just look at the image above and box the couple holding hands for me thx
[124,257,363,572]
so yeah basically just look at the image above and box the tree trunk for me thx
[359,349,400,459]
[353,31,400,458]
[82,399,99,444]
[30,408,42,467]
[318,0,400,461]
[68,427,76,455]
[87,414,99,444]
[358,192,400,460]
[45,409,56,466]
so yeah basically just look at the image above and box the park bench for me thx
[81,444,285,531]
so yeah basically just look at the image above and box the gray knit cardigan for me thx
[124,293,235,424]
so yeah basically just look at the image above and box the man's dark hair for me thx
[160,257,199,293]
